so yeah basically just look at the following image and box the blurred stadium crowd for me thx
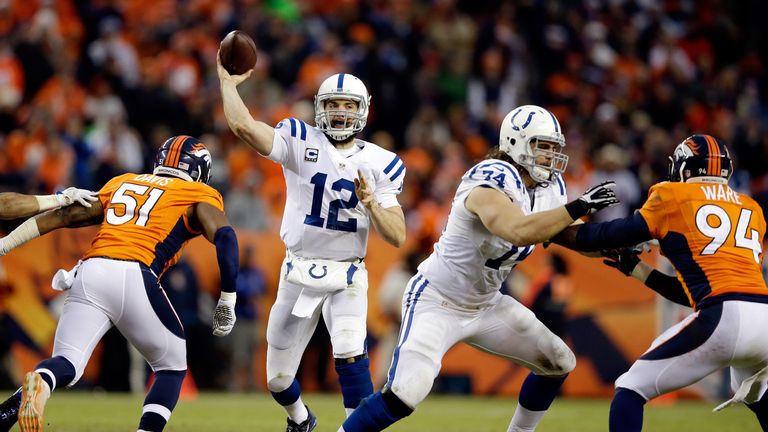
[0,0,766,246]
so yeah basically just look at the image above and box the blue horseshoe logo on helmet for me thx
[511,108,536,131]
[309,264,328,279]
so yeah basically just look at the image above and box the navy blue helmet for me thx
[668,134,732,184]
[153,135,212,184]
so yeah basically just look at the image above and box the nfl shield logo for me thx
[305,148,319,162]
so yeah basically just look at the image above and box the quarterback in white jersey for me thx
[340,105,619,432]
[219,57,406,432]
[269,116,404,261]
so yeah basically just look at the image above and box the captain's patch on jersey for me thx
[305,147,319,162]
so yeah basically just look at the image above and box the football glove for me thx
[57,187,98,208]
[212,292,236,337]
[578,181,620,214]
[564,181,619,219]
[601,248,641,276]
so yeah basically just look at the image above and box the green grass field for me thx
[4,391,761,431]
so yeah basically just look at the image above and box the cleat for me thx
[0,390,21,432]
[286,405,317,432]
[19,372,49,432]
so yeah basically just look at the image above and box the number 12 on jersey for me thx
[304,172,359,232]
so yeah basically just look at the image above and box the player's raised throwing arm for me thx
[216,52,275,157]
[466,181,620,246]
[190,202,240,337]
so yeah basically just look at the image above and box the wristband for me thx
[564,200,589,220]
[35,194,65,212]
[630,261,653,283]
[219,291,237,303]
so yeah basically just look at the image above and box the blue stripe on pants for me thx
[386,275,428,386]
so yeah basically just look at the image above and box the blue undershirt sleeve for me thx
[574,213,654,252]
[213,226,239,293]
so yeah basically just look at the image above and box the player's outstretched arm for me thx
[551,212,653,252]
[0,201,104,255]
[192,202,239,336]
[216,51,275,157]
[0,188,98,220]
[602,248,690,306]
[466,181,619,246]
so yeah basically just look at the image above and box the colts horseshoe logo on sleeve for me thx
[308,264,328,279]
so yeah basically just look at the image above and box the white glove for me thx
[57,187,98,208]
[212,292,236,337]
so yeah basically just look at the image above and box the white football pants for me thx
[53,258,187,385]
[385,274,576,408]
[617,300,768,401]
[265,257,369,392]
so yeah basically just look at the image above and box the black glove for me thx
[601,248,641,276]
[564,181,620,219]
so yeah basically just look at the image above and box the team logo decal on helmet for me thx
[499,105,568,184]
[153,135,212,184]
[668,134,732,184]
[314,73,371,141]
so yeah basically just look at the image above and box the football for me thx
[219,30,258,75]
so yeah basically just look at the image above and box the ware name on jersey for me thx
[268,118,405,261]
[418,159,568,307]
[84,173,224,276]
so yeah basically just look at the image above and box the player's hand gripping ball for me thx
[218,30,257,75]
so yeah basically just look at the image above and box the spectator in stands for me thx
[226,246,267,392]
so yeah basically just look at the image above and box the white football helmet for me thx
[314,73,371,141]
[499,105,568,183]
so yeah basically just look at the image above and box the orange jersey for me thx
[638,181,767,309]
[83,173,224,275]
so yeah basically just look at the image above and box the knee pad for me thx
[149,336,187,372]
[552,340,576,375]
[615,371,644,397]
[331,319,366,358]
[537,333,576,376]
[267,374,295,393]
[387,350,438,409]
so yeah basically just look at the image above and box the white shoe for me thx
[18,372,50,431]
